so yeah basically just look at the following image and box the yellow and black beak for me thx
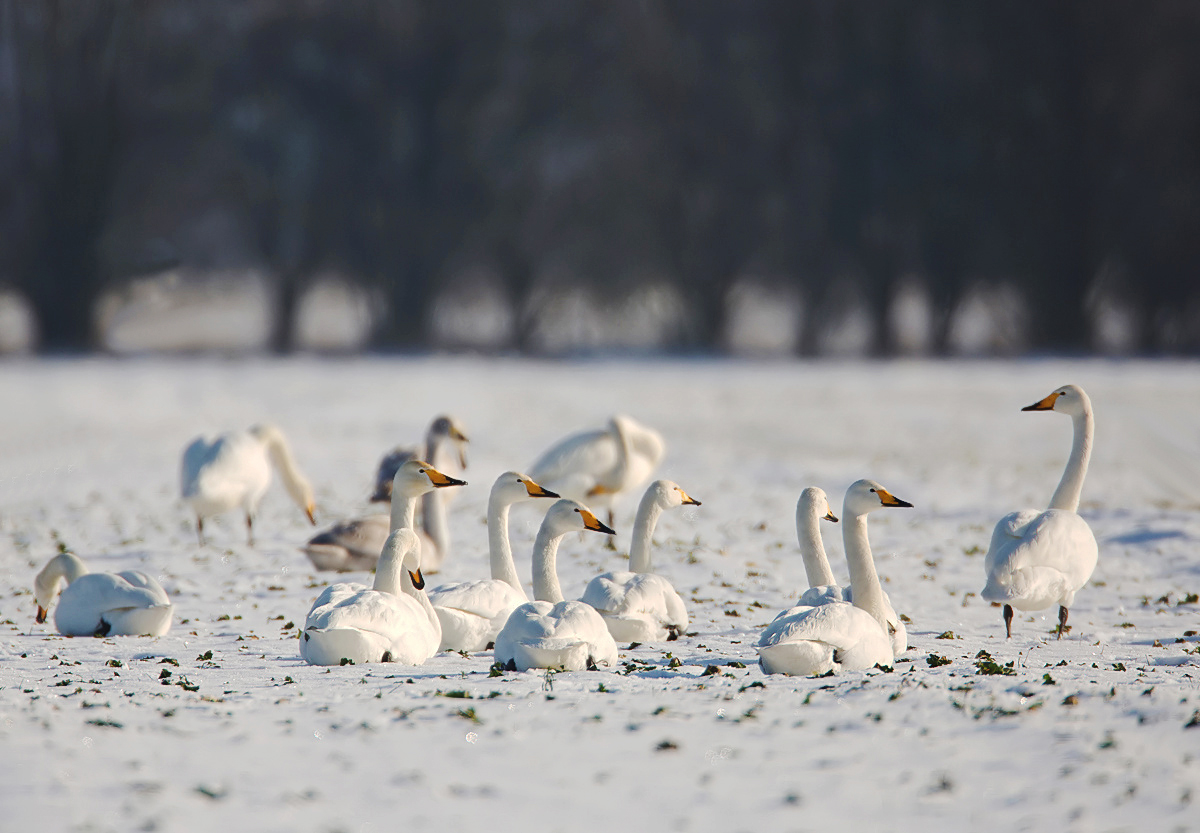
[305,504,317,525]
[523,478,560,499]
[678,489,702,506]
[409,568,425,590]
[824,510,840,523]
[586,483,614,498]
[424,466,468,488]
[35,605,47,625]
[877,489,913,508]
[1022,391,1060,412]
[580,508,617,535]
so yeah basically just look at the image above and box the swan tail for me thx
[757,640,837,677]
[300,627,389,666]
[496,638,595,672]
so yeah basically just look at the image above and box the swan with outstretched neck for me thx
[299,460,464,666]
[427,471,560,652]
[182,423,316,546]
[34,552,172,637]
[982,384,1098,639]
[579,480,700,643]
[493,500,619,671]
[758,480,913,676]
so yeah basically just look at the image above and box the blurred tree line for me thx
[1,0,1198,354]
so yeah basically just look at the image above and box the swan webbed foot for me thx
[485,641,495,651]
[381,651,393,662]
[1056,606,1069,639]
[586,656,599,671]
[1002,604,1014,639]
[666,626,682,642]
[503,658,517,672]
[94,619,111,637]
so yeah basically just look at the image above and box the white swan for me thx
[578,480,700,643]
[182,423,316,546]
[791,486,909,654]
[427,472,560,652]
[34,552,172,637]
[528,415,665,527]
[300,528,439,665]
[299,460,463,665]
[757,480,912,676]
[304,418,468,573]
[982,384,1098,639]
[493,500,619,671]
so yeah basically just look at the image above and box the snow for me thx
[2,356,1200,832]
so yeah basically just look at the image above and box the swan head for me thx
[647,479,701,509]
[843,479,913,518]
[429,415,469,469]
[798,487,838,524]
[542,499,617,538]
[392,459,467,499]
[1022,384,1091,418]
[491,471,560,504]
[33,552,87,622]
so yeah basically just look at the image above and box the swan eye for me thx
[869,488,876,493]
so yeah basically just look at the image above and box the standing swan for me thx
[578,480,701,643]
[34,553,172,637]
[427,472,560,652]
[792,486,909,654]
[982,384,1098,639]
[369,415,469,502]
[757,480,912,676]
[182,424,316,546]
[494,500,619,671]
[299,460,464,665]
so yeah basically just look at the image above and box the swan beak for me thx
[877,489,913,508]
[523,479,560,499]
[586,483,614,497]
[678,489,702,506]
[409,569,425,590]
[580,509,617,535]
[824,510,840,523]
[305,504,317,525]
[424,467,467,488]
[1022,391,1060,412]
[35,605,47,624]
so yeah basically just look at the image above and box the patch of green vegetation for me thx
[935,631,958,640]
[974,650,1016,676]
[926,654,952,668]
[456,707,481,724]
[437,690,471,699]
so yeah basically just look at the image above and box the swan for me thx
[981,384,1098,639]
[300,528,439,665]
[34,552,172,637]
[304,418,468,573]
[791,486,909,654]
[578,480,700,643]
[427,472,560,652]
[493,499,619,671]
[757,480,913,676]
[528,415,665,529]
[182,423,316,546]
[299,460,464,665]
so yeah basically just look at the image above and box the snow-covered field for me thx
[2,356,1199,833]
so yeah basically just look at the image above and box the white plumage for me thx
[34,552,172,637]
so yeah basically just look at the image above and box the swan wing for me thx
[528,429,619,495]
[429,579,527,652]
[303,514,390,571]
[494,600,618,671]
[757,603,893,675]
[797,584,849,607]
[184,432,271,513]
[55,573,173,636]
[302,586,436,665]
[581,572,688,642]
[982,509,1098,609]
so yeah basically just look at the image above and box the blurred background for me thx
[1,0,1198,358]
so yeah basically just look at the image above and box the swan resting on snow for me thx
[182,423,316,546]
[428,471,560,652]
[494,499,619,671]
[791,486,908,654]
[579,479,700,643]
[300,461,464,665]
[758,480,912,676]
[982,384,1098,639]
[34,552,172,637]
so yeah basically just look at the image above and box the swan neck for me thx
[36,553,89,604]
[390,492,419,533]
[372,533,405,595]
[1049,408,1093,512]
[262,430,311,508]
[628,493,665,573]
[843,514,887,630]
[487,493,526,596]
[532,526,566,603]
[400,554,442,640]
[798,510,837,588]
[421,488,449,559]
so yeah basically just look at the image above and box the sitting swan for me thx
[578,480,700,643]
[34,553,172,637]
[300,460,464,665]
[427,472,560,652]
[791,486,909,654]
[300,528,438,666]
[494,500,619,671]
[182,423,316,546]
[757,480,912,676]
[982,384,1098,639]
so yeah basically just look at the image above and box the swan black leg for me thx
[1003,604,1014,639]
[1057,606,1069,639]
[94,619,111,637]
[196,517,206,547]
[246,513,255,547]
[604,509,617,550]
